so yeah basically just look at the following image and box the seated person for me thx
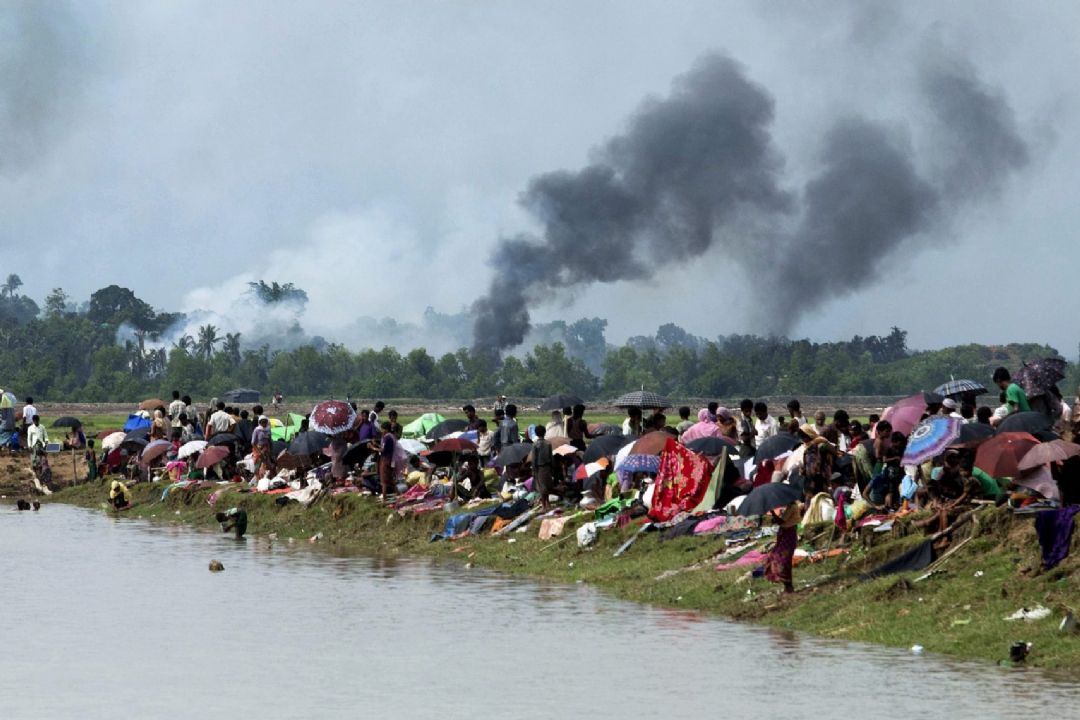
[63,425,86,450]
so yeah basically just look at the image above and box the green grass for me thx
[46,480,1080,670]
[40,412,632,440]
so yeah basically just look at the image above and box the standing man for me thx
[21,396,37,437]
[738,399,755,440]
[207,401,234,439]
[493,395,508,414]
[168,390,184,429]
[498,404,520,448]
[369,401,385,426]
[753,402,778,447]
[462,404,482,431]
[787,399,806,427]
[993,367,1030,414]
[532,424,554,511]
[28,414,48,479]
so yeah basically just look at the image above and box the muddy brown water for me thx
[3,505,1076,719]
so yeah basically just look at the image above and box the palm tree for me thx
[1,274,22,298]
[196,324,219,359]
[222,332,242,364]
[173,334,195,355]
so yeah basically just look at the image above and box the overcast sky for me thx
[3,1,1077,353]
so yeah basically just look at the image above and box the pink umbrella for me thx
[680,421,722,444]
[879,394,928,437]
[195,445,231,470]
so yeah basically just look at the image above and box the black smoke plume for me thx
[473,48,1028,355]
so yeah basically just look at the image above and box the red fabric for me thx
[753,459,775,487]
[835,492,847,531]
[648,438,714,522]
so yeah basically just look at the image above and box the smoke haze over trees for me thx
[0,280,1067,403]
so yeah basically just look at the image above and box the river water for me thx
[2,506,1077,719]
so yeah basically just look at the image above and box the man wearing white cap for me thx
[942,398,963,419]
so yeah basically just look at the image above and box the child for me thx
[84,439,98,482]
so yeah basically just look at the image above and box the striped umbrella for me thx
[933,379,987,398]
[902,416,962,465]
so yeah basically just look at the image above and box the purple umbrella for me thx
[902,416,962,465]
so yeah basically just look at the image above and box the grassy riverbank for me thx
[47,480,1080,669]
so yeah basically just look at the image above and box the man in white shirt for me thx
[753,402,779,447]
[207,401,234,437]
[27,414,48,449]
[21,396,37,430]
[168,390,185,428]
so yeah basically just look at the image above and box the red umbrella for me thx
[975,432,1040,478]
[430,438,478,453]
[195,445,231,469]
[310,400,357,435]
[139,398,167,411]
[96,428,122,440]
[1018,439,1080,472]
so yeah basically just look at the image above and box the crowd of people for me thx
[9,361,1078,597]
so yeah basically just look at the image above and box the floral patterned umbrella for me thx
[310,400,357,436]
[1014,358,1067,398]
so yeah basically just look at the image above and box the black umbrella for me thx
[755,432,800,461]
[583,434,633,463]
[539,394,583,412]
[997,412,1052,435]
[52,416,81,428]
[1034,430,1061,443]
[120,437,149,452]
[686,436,736,455]
[208,432,244,447]
[271,440,287,457]
[494,443,533,467]
[951,422,995,447]
[589,423,622,437]
[288,431,330,456]
[427,419,469,440]
[611,390,672,410]
[342,442,373,466]
[124,427,150,443]
[736,482,803,517]
[922,391,945,405]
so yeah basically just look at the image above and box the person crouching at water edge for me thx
[109,480,131,509]
[216,508,247,539]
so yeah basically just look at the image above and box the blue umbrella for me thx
[616,453,661,474]
[902,416,962,465]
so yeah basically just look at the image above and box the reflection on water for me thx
[1,506,1077,719]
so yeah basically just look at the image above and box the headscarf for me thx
[697,408,712,423]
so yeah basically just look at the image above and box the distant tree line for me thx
[0,275,1067,402]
